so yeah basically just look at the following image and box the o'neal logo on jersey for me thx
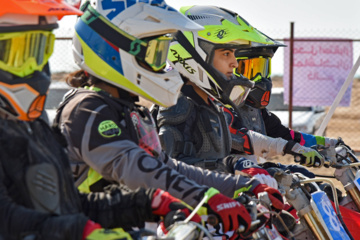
[98,120,121,138]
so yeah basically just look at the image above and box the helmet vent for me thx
[187,15,210,20]
[144,16,161,23]
[137,74,142,85]
[198,69,204,82]
[38,16,48,25]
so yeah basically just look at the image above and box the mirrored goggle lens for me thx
[145,36,172,71]
[0,31,54,76]
[236,57,271,80]
[229,85,251,106]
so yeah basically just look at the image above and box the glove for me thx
[284,141,324,167]
[85,228,132,240]
[252,184,284,212]
[234,158,278,189]
[204,188,251,233]
[315,136,338,148]
[151,189,201,227]
[83,220,132,240]
[261,162,316,178]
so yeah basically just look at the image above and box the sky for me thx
[166,0,360,33]
[53,0,360,75]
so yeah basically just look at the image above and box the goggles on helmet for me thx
[235,56,271,81]
[80,5,172,72]
[0,31,55,77]
[143,35,172,71]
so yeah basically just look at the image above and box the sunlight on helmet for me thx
[72,0,203,107]
[168,5,273,109]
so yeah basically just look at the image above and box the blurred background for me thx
[48,0,360,151]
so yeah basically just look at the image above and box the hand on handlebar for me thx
[234,158,278,189]
[151,189,201,228]
[252,184,284,212]
[284,141,324,168]
[204,188,251,233]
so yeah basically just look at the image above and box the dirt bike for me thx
[268,166,353,240]
[316,140,360,213]
[162,191,294,240]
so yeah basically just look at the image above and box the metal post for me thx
[289,22,294,129]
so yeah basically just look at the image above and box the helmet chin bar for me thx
[245,76,272,109]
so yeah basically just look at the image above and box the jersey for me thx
[57,88,260,207]
[0,117,160,239]
[157,85,231,172]
[226,105,319,152]
[0,118,87,240]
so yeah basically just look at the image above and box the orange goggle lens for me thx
[236,57,271,80]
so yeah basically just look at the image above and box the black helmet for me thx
[235,39,285,109]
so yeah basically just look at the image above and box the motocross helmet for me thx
[235,39,286,109]
[72,0,204,107]
[0,0,82,121]
[168,5,276,110]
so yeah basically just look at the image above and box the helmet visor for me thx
[0,31,55,77]
[144,36,172,71]
[235,57,271,81]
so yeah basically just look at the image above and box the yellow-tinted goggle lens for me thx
[236,57,271,80]
[145,36,172,71]
[0,31,55,77]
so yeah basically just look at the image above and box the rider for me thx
[156,5,319,187]
[0,0,201,239]
[155,5,283,207]
[55,0,278,234]
[224,36,342,172]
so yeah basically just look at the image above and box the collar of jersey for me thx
[83,86,102,92]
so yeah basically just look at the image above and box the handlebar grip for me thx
[207,214,218,226]
[207,214,258,234]
[294,155,302,163]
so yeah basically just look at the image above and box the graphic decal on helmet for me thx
[101,0,125,20]
[216,29,226,39]
[101,0,177,21]
[169,49,196,74]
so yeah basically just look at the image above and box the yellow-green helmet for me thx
[168,5,276,108]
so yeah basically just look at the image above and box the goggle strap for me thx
[0,24,58,33]
[81,6,147,60]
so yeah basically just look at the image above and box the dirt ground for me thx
[52,73,360,192]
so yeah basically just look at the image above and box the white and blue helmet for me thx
[73,0,203,107]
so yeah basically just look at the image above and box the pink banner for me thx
[283,38,353,106]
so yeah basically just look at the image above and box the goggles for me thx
[80,5,172,72]
[143,35,172,71]
[0,31,55,77]
[235,56,271,81]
